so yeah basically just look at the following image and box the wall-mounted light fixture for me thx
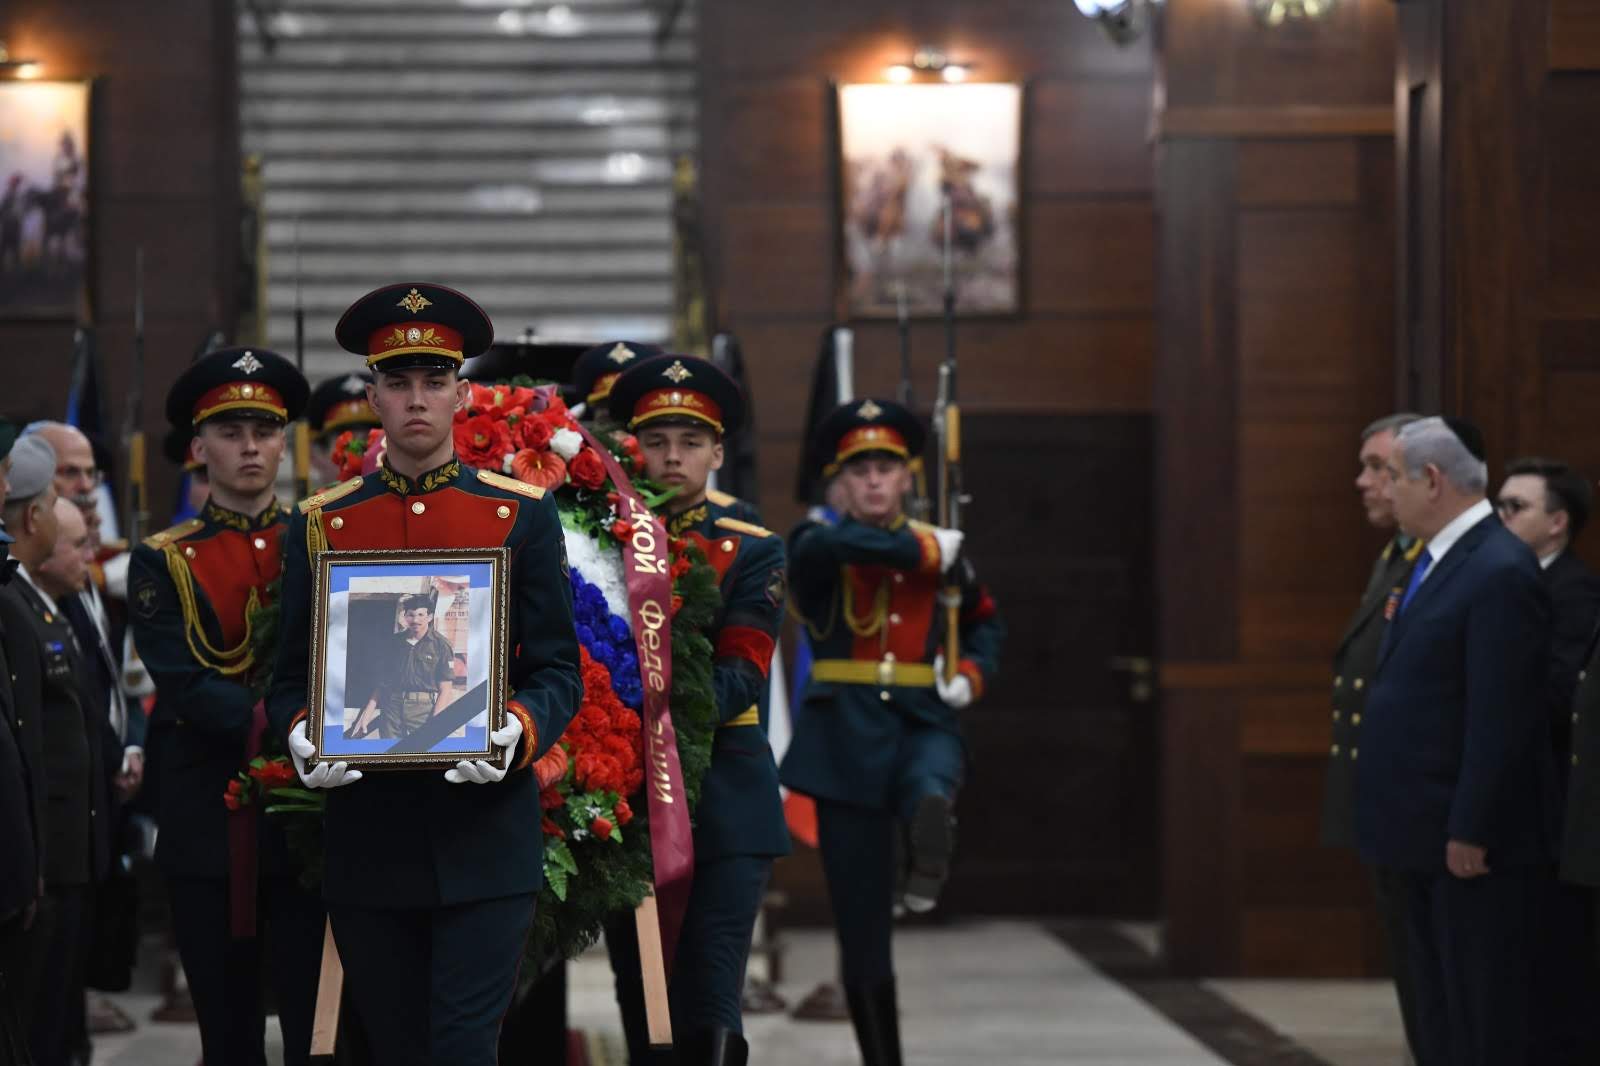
[1071,0,1159,46]
[0,41,42,78]
[883,45,972,84]
[1249,0,1337,25]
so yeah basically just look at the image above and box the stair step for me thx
[262,186,671,216]
[242,7,679,39]
[242,67,695,97]
[261,217,671,248]
[244,125,689,158]
[264,248,670,280]
[241,37,693,67]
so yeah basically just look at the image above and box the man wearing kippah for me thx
[1361,416,1556,1066]
[266,282,581,1065]
[126,346,326,1066]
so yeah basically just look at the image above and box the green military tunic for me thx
[1322,536,1422,848]
[372,627,455,740]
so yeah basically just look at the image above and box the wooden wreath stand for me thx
[307,897,674,1061]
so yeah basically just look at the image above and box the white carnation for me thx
[502,452,516,474]
[550,428,583,460]
[563,525,632,630]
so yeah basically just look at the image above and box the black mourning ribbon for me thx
[382,679,493,756]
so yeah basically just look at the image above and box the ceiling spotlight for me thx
[0,40,42,77]
[1250,0,1337,25]
[885,64,914,84]
[1071,0,1155,45]
[884,47,975,83]
[941,64,969,83]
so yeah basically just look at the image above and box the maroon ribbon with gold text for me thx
[571,422,694,973]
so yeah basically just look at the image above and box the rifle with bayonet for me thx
[124,249,149,546]
[933,194,967,684]
[292,218,311,500]
[896,279,932,521]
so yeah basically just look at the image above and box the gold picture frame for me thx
[307,547,510,770]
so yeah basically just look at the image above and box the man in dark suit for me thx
[1321,412,1423,1058]
[5,438,112,1066]
[1359,416,1554,1066]
[1495,457,1600,1062]
[0,419,43,1055]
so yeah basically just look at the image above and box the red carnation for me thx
[541,816,566,840]
[614,799,634,826]
[520,416,554,451]
[454,413,512,469]
[248,758,297,791]
[611,520,633,540]
[568,448,606,491]
[540,785,565,811]
[591,816,614,841]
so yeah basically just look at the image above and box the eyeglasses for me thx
[1495,496,1531,517]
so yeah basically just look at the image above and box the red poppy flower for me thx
[454,414,512,469]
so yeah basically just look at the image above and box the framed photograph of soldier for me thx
[306,547,509,769]
[836,81,1023,317]
[0,79,92,318]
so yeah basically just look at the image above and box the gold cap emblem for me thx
[397,288,432,314]
[607,343,636,365]
[232,351,263,375]
[662,359,692,384]
[858,399,883,420]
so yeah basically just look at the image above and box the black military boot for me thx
[679,1027,749,1066]
[845,978,903,1066]
[902,793,955,913]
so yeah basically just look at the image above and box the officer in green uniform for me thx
[601,354,789,1066]
[1320,413,1425,1061]
[351,591,456,740]
[779,398,1003,1066]
[265,282,581,1066]
[126,346,325,1066]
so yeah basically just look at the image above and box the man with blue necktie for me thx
[1359,415,1556,1066]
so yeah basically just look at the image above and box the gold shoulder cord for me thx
[305,507,328,560]
[840,566,889,638]
[162,544,258,676]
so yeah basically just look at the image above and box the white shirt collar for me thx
[1541,550,1563,571]
[16,564,60,617]
[1424,498,1495,569]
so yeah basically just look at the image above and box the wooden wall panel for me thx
[1155,0,1397,977]
[1550,0,1600,71]
[0,1,239,525]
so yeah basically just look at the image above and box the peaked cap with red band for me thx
[815,397,925,474]
[607,353,746,437]
[305,372,380,439]
[334,281,495,373]
[568,340,664,409]
[164,346,309,430]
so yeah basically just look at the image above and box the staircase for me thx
[238,0,695,379]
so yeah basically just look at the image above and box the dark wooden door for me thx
[942,413,1159,917]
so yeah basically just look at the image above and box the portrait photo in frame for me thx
[308,547,509,770]
[0,80,91,318]
[837,81,1024,317]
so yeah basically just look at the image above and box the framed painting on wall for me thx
[838,82,1023,317]
[0,80,91,318]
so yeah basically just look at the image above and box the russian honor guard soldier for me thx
[126,347,327,1066]
[567,340,662,422]
[601,354,789,1066]
[265,282,582,1066]
[303,371,381,487]
[779,398,1003,1066]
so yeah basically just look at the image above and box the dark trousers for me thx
[817,801,898,989]
[26,884,87,1066]
[167,874,326,1066]
[1390,866,1538,1066]
[1371,867,1425,1060]
[1532,874,1600,1065]
[607,855,769,1061]
[329,894,535,1066]
[0,913,36,1065]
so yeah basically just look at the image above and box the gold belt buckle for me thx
[876,658,895,687]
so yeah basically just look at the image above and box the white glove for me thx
[932,527,965,573]
[445,713,521,785]
[933,656,974,710]
[289,720,363,789]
